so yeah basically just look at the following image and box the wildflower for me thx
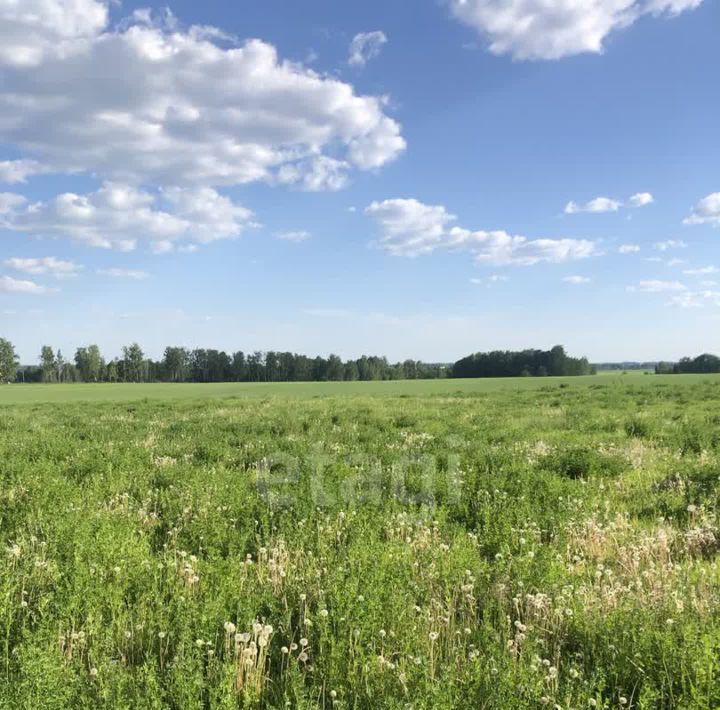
[195,639,204,648]
[158,632,166,640]
[89,668,98,677]
[281,646,289,654]
[319,609,329,618]
[299,638,309,647]
[429,631,439,642]
[330,690,337,699]
[619,698,628,706]
[379,629,386,638]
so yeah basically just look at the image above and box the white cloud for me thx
[565,197,621,214]
[631,280,686,292]
[0,159,50,184]
[448,0,703,61]
[348,31,388,67]
[470,274,509,285]
[276,230,311,242]
[365,198,456,256]
[0,274,49,294]
[4,256,81,278]
[366,197,597,265]
[0,182,256,252]
[619,244,640,254]
[627,192,654,208]
[565,192,654,214]
[0,192,26,214]
[684,193,720,226]
[670,290,720,308]
[0,3,405,190]
[97,268,149,280]
[683,266,719,275]
[563,275,591,284]
[654,239,687,251]
[0,0,108,68]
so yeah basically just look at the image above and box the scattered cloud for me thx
[0,183,256,252]
[0,159,51,184]
[4,256,81,278]
[619,244,641,254]
[276,231,311,243]
[670,290,720,308]
[630,280,686,293]
[0,3,405,191]
[627,192,654,208]
[684,192,720,226]
[654,239,687,251]
[563,275,591,284]
[0,275,50,294]
[366,198,597,265]
[565,197,621,214]
[683,266,719,275]
[97,268,149,280]
[470,274,509,285]
[348,31,388,67]
[0,192,26,214]
[565,192,654,214]
[448,0,704,61]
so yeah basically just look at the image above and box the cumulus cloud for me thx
[366,198,597,265]
[565,197,621,214]
[619,244,641,254]
[684,193,720,226]
[0,274,49,294]
[97,268,149,280]
[448,0,703,61]
[627,192,654,208]
[348,31,388,67]
[0,182,256,252]
[565,192,654,214]
[4,256,81,278]
[0,2,404,190]
[563,275,591,284]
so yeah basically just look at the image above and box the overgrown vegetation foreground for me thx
[2,380,720,708]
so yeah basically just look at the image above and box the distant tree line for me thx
[0,338,449,383]
[656,353,720,375]
[451,345,595,378]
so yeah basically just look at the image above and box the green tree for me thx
[0,338,18,383]
[40,345,56,382]
[75,345,104,382]
[122,343,146,382]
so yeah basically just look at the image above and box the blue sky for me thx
[1,0,718,363]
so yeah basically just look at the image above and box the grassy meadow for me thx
[2,375,720,707]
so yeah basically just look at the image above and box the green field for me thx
[3,372,719,404]
[3,377,720,707]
